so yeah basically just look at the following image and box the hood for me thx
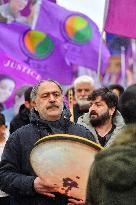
[78,110,124,129]
[30,105,71,130]
[78,110,125,146]
[77,112,97,137]
[93,143,136,191]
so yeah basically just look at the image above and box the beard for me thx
[75,96,90,108]
[90,110,111,127]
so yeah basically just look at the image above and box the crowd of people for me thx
[0,75,136,205]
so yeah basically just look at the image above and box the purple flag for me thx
[36,0,110,74]
[0,52,41,108]
[0,22,74,85]
[105,0,136,38]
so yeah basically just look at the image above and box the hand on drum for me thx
[34,177,59,197]
[68,198,85,205]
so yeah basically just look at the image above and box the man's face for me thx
[0,78,15,103]
[89,96,115,127]
[75,82,94,107]
[33,82,64,121]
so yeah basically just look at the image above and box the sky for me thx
[57,0,106,32]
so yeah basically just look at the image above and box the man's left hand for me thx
[68,198,85,205]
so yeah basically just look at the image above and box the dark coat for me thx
[0,108,94,205]
[10,104,30,134]
[86,143,136,205]
[73,104,89,122]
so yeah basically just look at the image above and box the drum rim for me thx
[33,134,103,151]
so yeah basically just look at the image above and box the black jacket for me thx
[0,108,94,205]
[73,104,89,122]
[10,104,30,134]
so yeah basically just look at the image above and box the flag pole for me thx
[131,39,136,83]
[120,46,126,87]
[97,0,109,79]
[31,0,42,30]
[68,89,74,122]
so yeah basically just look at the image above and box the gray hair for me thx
[31,80,63,100]
[73,75,94,88]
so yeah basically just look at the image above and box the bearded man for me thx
[73,75,95,122]
[78,87,125,147]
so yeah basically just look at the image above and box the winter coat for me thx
[0,108,94,205]
[10,104,30,134]
[77,110,125,147]
[86,142,136,205]
[73,104,89,122]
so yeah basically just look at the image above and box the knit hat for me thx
[86,142,136,205]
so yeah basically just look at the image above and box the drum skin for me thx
[30,134,103,202]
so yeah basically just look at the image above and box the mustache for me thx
[90,111,98,115]
[47,105,59,110]
[78,96,88,100]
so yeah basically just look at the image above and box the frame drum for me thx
[30,134,102,202]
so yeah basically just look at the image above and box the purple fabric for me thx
[0,0,110,86]
[20,1,31,17]
[0,52,41,108]
[0,22,74,85]
[36,0,110,75]
[105,0,136,38]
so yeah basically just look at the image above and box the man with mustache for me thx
[0,80,94,205]
[78,87,125,147]
[73,75,95,122]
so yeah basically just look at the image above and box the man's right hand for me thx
[34,177,59,198]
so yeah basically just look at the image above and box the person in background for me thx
[2,85,32,128]
[86,124,136,205]
[78,88,125,147]
[10,86,33,134]
[73,75,95,122]
[118,84,136,124]
[65,86,76,106]
[0,80,94,205]
[0,113,9,205]
[108,84,124,100]
[0,75,15,110]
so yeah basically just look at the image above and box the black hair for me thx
[118,84,136,124]
[0,103,4,112]
[108,84,124,96]
[0,113,5,126]
[24,86,33,102]
[88,87,118,109]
